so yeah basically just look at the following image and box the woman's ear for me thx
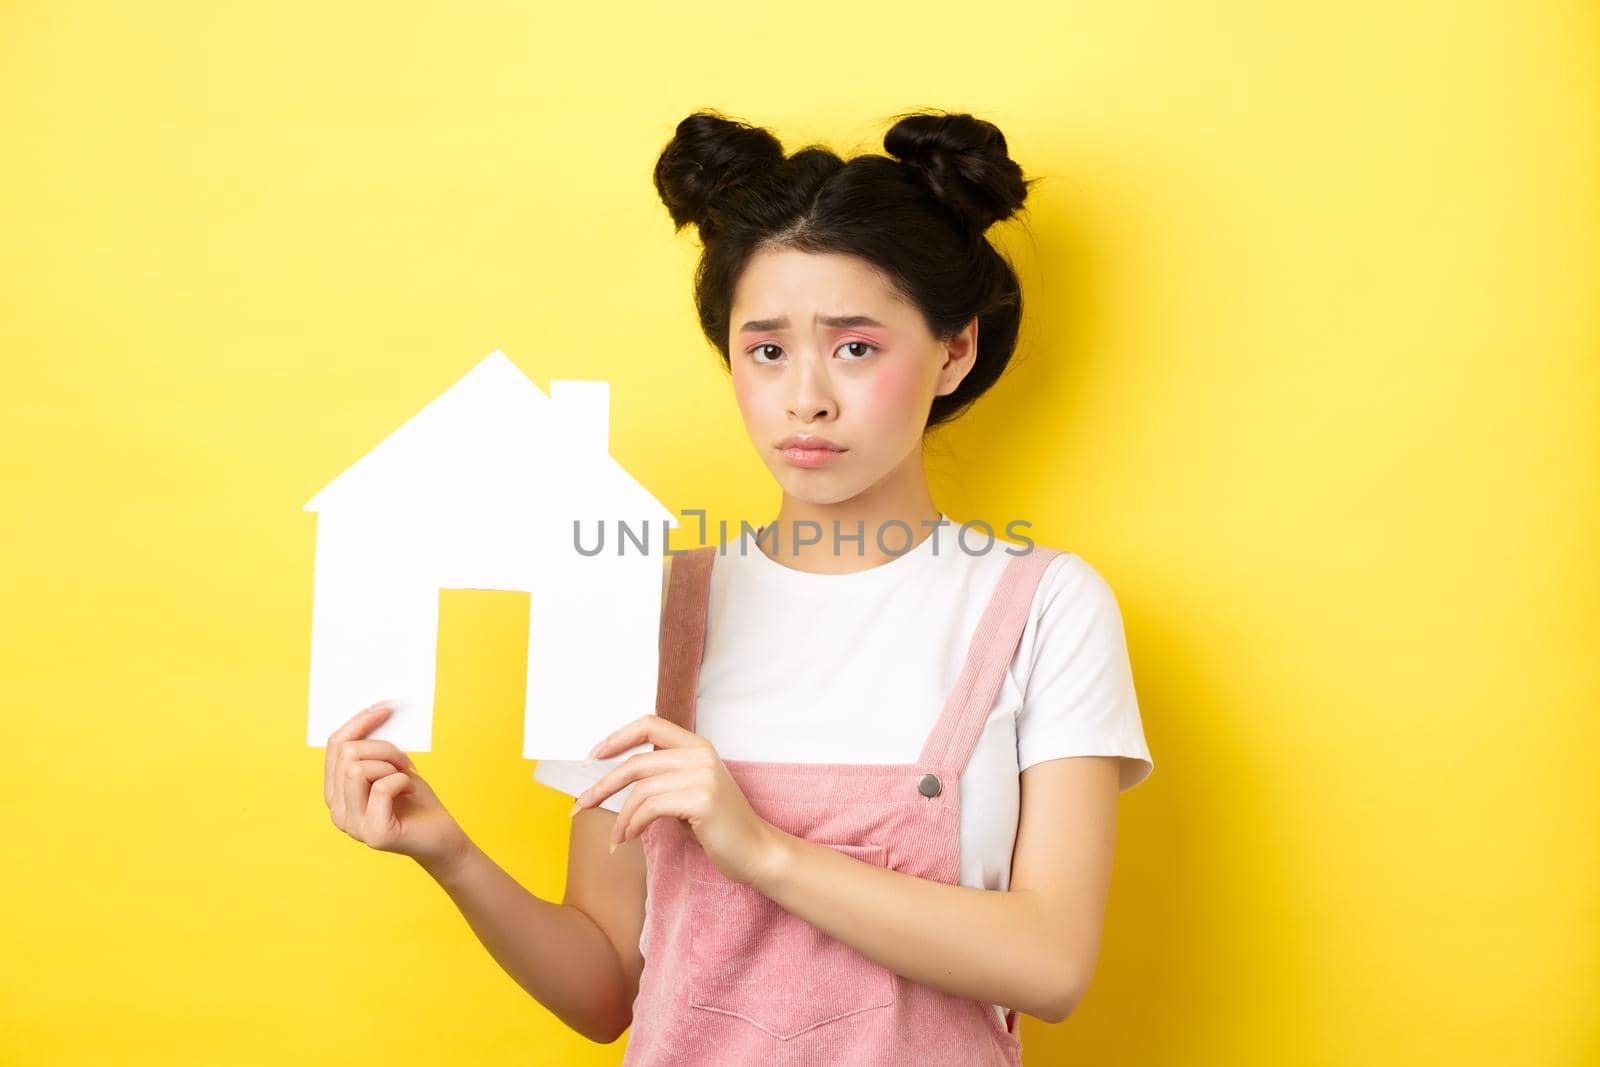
[935,316,980,397]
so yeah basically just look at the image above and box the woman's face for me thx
[728,247,976,506]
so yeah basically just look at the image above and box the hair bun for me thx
[654,109,786,235]
[883,110,1032,231]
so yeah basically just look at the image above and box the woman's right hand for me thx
[324,701,469,877]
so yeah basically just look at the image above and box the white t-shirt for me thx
[533,514,1154,1029]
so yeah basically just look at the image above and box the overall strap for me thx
[917,546,1065,774]
[654,545,717,732]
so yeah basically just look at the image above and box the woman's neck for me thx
[758,499,945,575]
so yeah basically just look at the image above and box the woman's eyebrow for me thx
[738,313,888,332]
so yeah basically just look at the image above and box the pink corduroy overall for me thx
[621,541,1064,1067]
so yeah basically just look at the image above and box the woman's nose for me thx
[787,355,836,419]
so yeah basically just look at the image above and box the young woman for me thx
[322,108,1153,1065]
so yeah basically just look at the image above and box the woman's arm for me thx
[424,807,647,1044]
[747,754,1121,1023]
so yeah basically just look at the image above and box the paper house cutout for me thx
[304,349,677,759]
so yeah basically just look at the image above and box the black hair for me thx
[652,108,1038,431]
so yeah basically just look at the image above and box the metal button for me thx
[917,773,942,798]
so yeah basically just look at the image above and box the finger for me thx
[331,739,369,824]
[612,770,699,849]
[576,748,696,812]
[364,770,412,846]
[328,700,395,746]
[330,740,350,823]
[588,713,700,760]
[615,790,698,853]
[331,738,410,821]
[325,702,395,805]
[340,758,391,838]
[338,739,416,774]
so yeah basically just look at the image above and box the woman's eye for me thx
[749,341,876,363]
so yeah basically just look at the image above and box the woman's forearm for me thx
[749,829,1080,1023]
[421,841,633,1043]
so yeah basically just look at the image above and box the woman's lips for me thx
[780,445,845,468]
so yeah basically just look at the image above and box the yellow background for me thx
[2,1,1596,1064]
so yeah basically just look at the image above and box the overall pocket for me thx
[686,841,897,1040]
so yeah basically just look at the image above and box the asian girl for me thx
[322,108,1154,1065]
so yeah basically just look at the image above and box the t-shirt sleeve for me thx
[1015,553,1154,792]
[530,553,676,814]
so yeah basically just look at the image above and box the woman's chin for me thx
[775,475,862,507]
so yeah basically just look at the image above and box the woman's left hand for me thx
[572,714,784,887]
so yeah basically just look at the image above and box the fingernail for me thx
[608,840,617,855]
[568,798,582,816]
